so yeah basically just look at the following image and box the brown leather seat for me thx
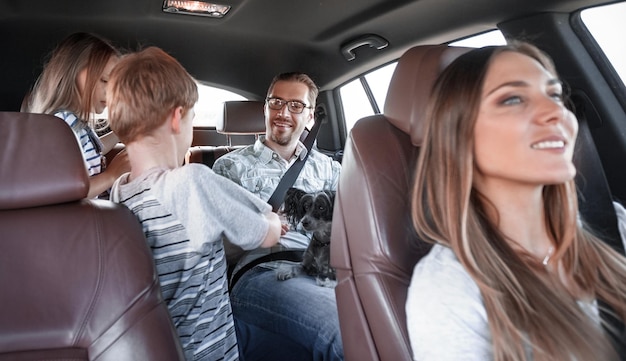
[186,100,265,167]
[0,112,184,361]
[330,45,471,361]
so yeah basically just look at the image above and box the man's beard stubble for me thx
[269,130,292,146]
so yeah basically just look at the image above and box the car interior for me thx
[1,0,625,359]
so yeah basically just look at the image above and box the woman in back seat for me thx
[25,32,129,198]
[407,42,626,360]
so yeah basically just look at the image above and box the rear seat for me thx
[186,100,265,167]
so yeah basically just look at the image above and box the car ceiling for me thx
[0,0,610,111]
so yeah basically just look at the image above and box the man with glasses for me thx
[213,72,343,361]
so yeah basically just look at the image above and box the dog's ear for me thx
[283,188,299,224]
[285,187,299,203]
[293,188,308,221]
[283,187,307,225]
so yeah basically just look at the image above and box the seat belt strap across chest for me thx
[266,115,322,212]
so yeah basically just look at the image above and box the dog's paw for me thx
[275,265,298,281]
[316,277,337,288]
[275,269,294,281]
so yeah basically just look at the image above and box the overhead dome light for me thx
[162,0,231,18]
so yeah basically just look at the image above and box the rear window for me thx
[96,82,246,133]
[194,83,247,127]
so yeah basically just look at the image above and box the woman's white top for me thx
[406,202,626,360]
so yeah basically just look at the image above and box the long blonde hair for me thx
[26,32,120,127]
[411,42,626,360]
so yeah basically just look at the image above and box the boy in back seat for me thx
[106,46,281,360]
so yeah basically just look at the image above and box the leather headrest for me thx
[384,45,472,146]
[0,112,89,210]
[217,100,266,134]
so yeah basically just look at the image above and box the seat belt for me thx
[229,112,323,291]
[229,250,304,292]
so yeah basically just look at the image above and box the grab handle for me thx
[340,34,389,61]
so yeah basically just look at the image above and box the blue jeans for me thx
[231,265,344,361]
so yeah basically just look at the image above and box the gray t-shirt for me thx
[111,164,271,360]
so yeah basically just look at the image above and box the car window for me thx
[580,2,626,83]
[95,82,246,133]
[339,30,506,134]
[340,62,397,132]
[448,29,506,47]
[194,83,247,127]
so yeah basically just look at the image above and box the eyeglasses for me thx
[266,97,310,114]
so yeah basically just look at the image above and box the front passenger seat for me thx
[0,112,184,360]
[330,45,471,361]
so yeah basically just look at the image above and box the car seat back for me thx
[0,112,184,361]
[330,45,471,361]
[186,100,265,167]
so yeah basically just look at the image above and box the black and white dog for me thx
[277,187,336,287]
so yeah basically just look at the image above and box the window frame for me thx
[572,3,626,113]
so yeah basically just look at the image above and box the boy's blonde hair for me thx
[107,47,198,143]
